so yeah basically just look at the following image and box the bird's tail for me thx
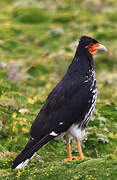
[11,135,54,169]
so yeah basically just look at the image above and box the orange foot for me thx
[64,157,73,162]
[73,156,84,160]
[72,156,80,160]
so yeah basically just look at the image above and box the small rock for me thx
[19,109,30,114]
[0,61,6,68]
[35,155,44,163]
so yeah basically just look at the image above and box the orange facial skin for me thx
[85,43,99,54]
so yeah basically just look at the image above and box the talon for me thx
[73,156,80,160]
[64,157,73,162]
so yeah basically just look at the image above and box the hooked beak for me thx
[98,44,107,52]
[85,43,107,54]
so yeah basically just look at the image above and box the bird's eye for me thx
[90,43,93,46]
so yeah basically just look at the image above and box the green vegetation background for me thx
[0,0,117,179]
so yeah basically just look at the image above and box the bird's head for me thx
[79,36,107,55]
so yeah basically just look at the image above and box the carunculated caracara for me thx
[12,36,107,169]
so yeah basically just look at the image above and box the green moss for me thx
[13,7,51,24]
[106,11,117,22]
[54,13,75,23]
[0,158,117,180]
[95,30,117,40]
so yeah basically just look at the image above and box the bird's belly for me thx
[63,124,85,142]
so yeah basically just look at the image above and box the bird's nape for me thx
[79,36,98,47]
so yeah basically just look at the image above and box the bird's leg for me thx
[73,141,84,160]
[64,142,73,162]
[76,141,84,158]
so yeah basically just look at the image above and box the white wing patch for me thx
[15,153,36,169]
[15,160,29,169]
[59,122,63,125]
[50,131,58,136]
[30,152,36,160]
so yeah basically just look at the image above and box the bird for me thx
[11,36,107,169]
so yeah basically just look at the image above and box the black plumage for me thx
[12,36,106,169]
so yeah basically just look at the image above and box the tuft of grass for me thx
[13,7,51,24]
[96,29,117,40]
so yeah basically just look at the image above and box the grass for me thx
[0,0,117,179]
